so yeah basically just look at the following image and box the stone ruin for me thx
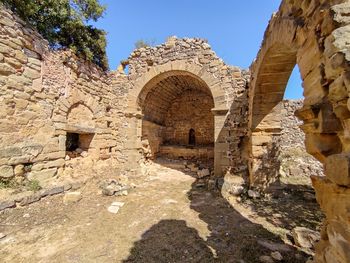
[0,0,350,262]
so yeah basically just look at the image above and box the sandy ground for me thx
[0,160,322,263]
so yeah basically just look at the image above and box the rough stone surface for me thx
[20,193,41,206]
[0,200,15,211]
[107,201,125,214]
[0,1,350,262]
[0,165,14,178]
[63,192,82,204]
[259,255,274,263]
[247,1,350,262]
[271,251,283,261]
[100,179,129,196]
[40,186,64,197]
[292,227,320,249]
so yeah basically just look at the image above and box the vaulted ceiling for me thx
[141,74,213,125]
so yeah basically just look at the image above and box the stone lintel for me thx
[211,107,229,116]
[65,125,96,134]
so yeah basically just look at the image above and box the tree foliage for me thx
[1,0,109,70]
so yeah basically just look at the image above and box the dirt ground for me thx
[0,159,323,263]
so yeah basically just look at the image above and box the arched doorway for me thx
[139,72,215,161]
[189,128,196,145]
[125,62,230,177]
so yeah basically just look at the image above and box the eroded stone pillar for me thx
[123,112,143,175]
[248,103,283,188]
[212,108,229,177]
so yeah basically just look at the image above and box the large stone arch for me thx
[248,16,300,187]
[127,61,226,112]
[248,1,350,262]
[125,61,229,176]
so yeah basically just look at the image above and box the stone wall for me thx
[2,1,350,262]
[0,5,129,187]
[141,120,164,159]
[0,4,250,185]
[249,0,350,262]
[123,36,250,178]
[164,90,214,146]
[279,100,323,180]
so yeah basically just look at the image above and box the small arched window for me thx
[189,128,196,145]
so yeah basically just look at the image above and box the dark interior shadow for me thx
[123,178,310,263]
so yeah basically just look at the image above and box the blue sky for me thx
[94,0,303,99]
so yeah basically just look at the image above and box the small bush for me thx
[0,179,18,189]
[135,39,156,49]
[26,180,42,192]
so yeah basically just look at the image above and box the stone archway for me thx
[53,90,104,160]
[139,71,215,161]
[125,61,228,176]
[248,1,350,262]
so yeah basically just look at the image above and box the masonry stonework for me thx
[249,0,350,262]
[1,0,350,262]
[279,100,323,180]
[0,5,130,186]
[122,36,249,177]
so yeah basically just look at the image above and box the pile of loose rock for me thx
[100,178,135,196]
[183,161,212,179]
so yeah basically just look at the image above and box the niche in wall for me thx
[66,132,94,158]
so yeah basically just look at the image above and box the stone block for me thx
[0,200,16,211]
[40,186,64,197]
[326,221,350,262]
[0,63,16,75]
[20,193,41,206]
[311,176,350,220]
[326,154,350,186]
[305,133,342,163]
[31,159,65,171]
[5,57,22,69]
[318,102,342,133]
[14,50,27,63]
[0,43,14,55]
[329,76,347,104]
[63,192,82,204]
[0,165,14,178]
[27,168,57,184]
[292,227,320,249]
[251,135,272,146]
[23,67,40,79]
[14,164,24,176]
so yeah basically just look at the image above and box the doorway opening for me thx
[189,129,196,146]
[140,73,214,161]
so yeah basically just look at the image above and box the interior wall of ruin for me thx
[164,90,214,146]
[141,120,164,158]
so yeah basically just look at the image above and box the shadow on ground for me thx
[244,182,324,231]
[123,174,310,263]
